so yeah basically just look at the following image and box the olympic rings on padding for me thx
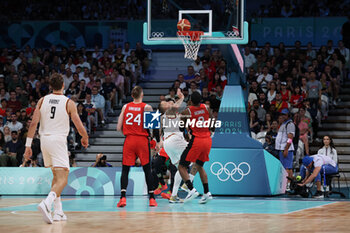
[210,161,251,182]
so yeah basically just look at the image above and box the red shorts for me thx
[180,136,212,166]
[159,148,169,161]
[123,135,150,166]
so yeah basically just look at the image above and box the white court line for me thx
[1,202,39,209]
[284,201,338,214]
[11,210,40,216]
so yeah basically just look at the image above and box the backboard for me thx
[144,0,248,45]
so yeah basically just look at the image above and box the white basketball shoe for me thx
[37,200,53,224]
[53,212,67,221]
[183,188,199,203]
[199,192,213,204]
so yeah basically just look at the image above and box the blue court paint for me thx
[0,197,336,215]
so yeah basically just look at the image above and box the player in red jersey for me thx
[178,91,213,204]
[116,86,158,207]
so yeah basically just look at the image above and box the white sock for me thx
[54,197,63,213]
[45,191,57,209]
[189,174,194,182]
[171,171,182,197]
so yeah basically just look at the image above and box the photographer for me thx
[91,153,112,167]
[298,155,338,198]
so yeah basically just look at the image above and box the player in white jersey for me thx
[159,89,194,203]
[24,73,89,224]
[161,102,187,165]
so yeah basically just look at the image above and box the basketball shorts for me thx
[159,147,169,161]
[163,133,188,167]
[40,135,70,170]
[123,135,150,166]
[180,136,212,167]
[279,150,294,169]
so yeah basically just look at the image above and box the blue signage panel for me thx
[194,148,271,195]
[213,85,262,149]
[0,21,129,49]
[0,167,147,196]
[251,17,347,46]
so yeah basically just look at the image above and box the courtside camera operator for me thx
[91,153,112,167]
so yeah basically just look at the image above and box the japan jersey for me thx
[39,94,70,136]
[188,104,211,138]
[122,102,149,137]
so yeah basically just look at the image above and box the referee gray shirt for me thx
[275,119,295,151]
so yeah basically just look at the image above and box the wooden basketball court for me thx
[1,196,349,233]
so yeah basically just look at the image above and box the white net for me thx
[177,31,203,60]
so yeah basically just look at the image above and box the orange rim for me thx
[177,31,204,41]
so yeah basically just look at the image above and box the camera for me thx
[287,177,310,198]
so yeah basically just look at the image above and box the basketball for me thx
[177,19,191,31]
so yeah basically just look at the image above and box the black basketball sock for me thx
[143,163,156,199]
[185,180,193,190]
[203,183,209,194]
[120,165,130,198]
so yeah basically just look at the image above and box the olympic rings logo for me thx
[210,162,251,182]
[151,32,165,38]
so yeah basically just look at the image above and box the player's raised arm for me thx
[171,88,184,110]
[117,104,127,132]
[68,99,89,148]
[24,97,44,159]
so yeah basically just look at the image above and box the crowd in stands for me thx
[255,0,350,18]
[0,41,150,167]
[244,39,349,164]
[164,48,227,118]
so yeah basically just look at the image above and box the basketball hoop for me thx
[177,31,204,60]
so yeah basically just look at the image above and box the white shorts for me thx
[40,135,70,170]
[163,133,188,166]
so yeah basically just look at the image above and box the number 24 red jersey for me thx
[122,102,149,137]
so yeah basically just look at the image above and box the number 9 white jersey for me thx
[39,94,70,137]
